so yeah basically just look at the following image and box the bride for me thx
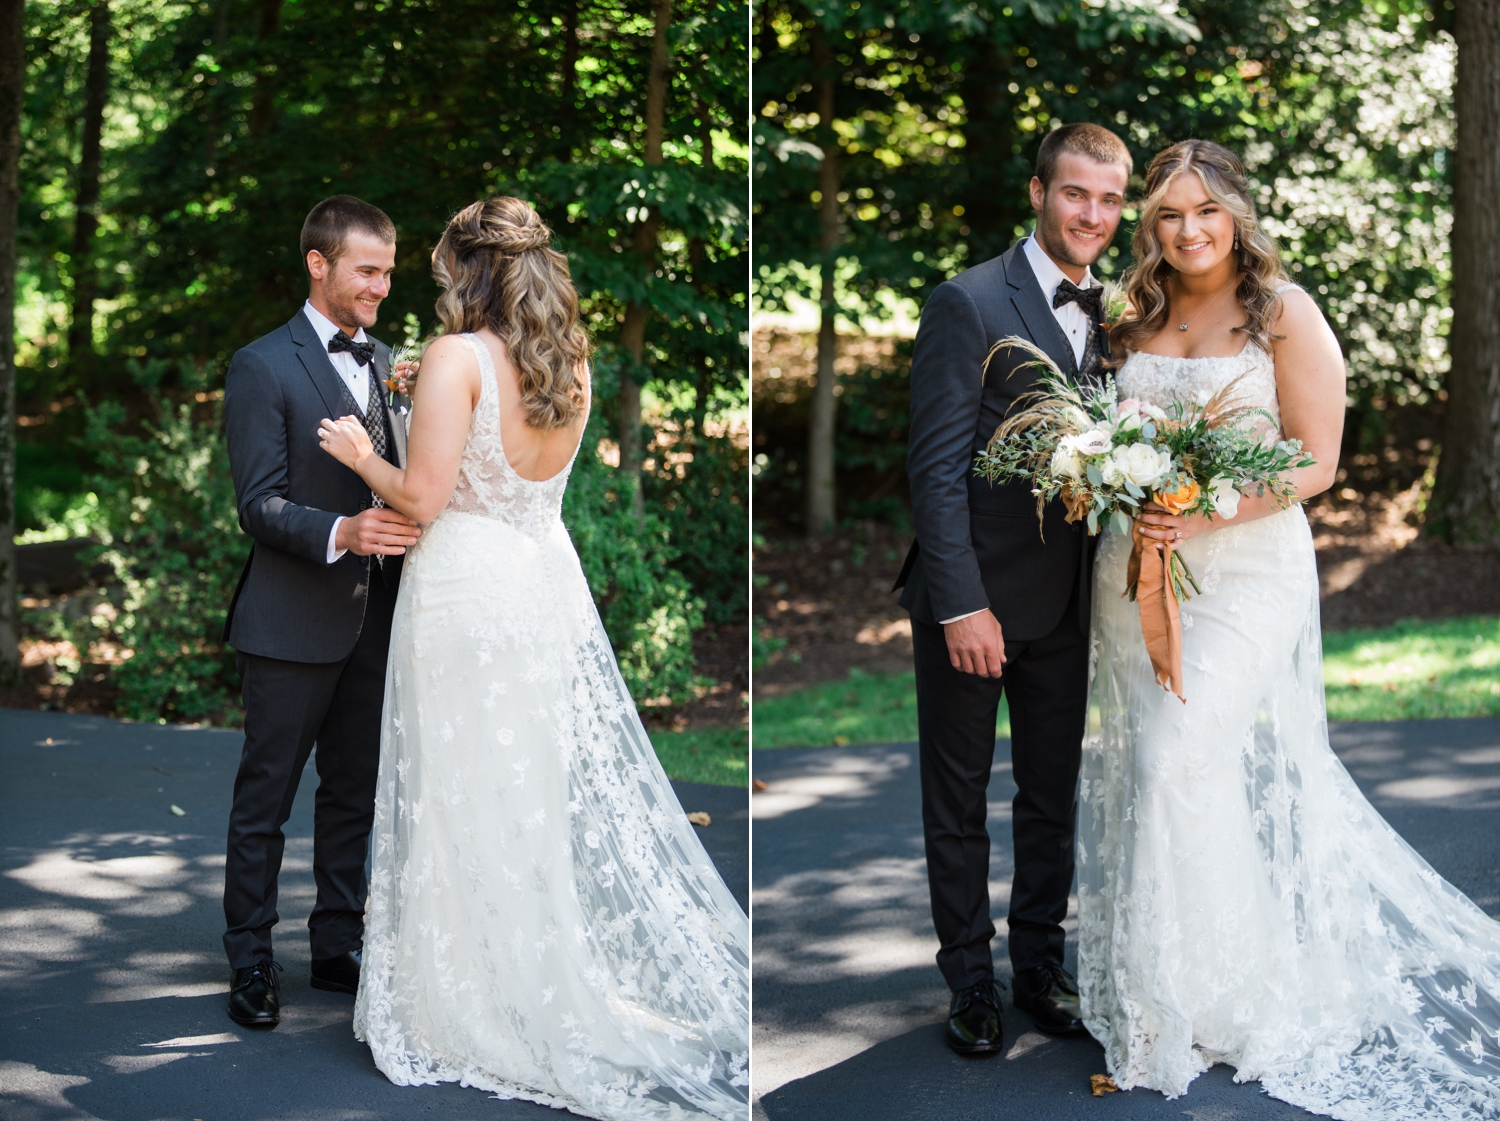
[316,197,748,1120]
[1080,139,1500,1119]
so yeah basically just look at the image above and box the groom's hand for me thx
[337,508,422,556]
[944,610,1007,678]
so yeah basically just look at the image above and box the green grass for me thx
[753,667,1010,749]
[649,724,748,786]
[753,617,1500,749]
[1323,615,1500,722]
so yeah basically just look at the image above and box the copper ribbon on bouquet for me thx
[1125,529,1185,703]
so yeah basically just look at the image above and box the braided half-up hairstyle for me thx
[1110,140,1291,360]
[432,197,591,430]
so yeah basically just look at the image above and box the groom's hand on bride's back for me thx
[336,507,421,556]
[944,610,1007,678]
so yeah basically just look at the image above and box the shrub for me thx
[69,394,248,723]
[564,408,706,706]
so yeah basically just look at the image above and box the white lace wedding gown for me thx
[1078,335,1500,1119]
[352,334,749,1120]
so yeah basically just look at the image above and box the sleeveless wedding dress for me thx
[352,334,749,1120]
[1078,323,1500,1119]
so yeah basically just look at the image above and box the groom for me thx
[895,123,1131,1054]
[220,196,419,1028]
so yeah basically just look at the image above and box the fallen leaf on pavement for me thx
[686,812,711,827]
[752,779,769,792]
[170,805,187,817]
[1090,1074,1119,1097]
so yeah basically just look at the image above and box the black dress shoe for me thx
[945,980,1004,1056]
[1012,963,1085,1035]
[227,957,282,1028]
[310,949,361,995]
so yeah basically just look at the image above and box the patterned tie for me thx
[335,364,392,507]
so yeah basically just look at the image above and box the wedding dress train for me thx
[353,334,749,1120]
[1079,338,1500,1119]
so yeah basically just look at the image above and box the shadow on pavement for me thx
[0,707,747,1121]
[751,717,1500,1120]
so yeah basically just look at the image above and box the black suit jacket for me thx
[221,311,408,663]
[896,239,1100,641]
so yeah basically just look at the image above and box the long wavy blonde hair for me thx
[432,197,591,430]
[1110,140,1290,360]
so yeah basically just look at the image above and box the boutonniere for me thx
[383,343,419,411]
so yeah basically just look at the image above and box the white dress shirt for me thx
[302,301,375,564]
[939,236,1101,625]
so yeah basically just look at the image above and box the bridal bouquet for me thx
[972,337,1314,700]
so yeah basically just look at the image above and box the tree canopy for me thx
[12,0,748,716]
[753,0,1456,532]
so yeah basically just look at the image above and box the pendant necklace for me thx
[1176,276,1237,331]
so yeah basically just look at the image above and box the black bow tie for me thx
[1053,279,1103,318]
[328,330,375,367]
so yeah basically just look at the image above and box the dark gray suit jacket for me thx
[221,310,408,663]
[896,239,1100,641]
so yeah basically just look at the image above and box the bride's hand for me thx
[1135,501,1214,544]
[318,416,373,471]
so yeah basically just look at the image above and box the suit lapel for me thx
[373,346,408,468]
[287,310,346,418]
[1003,240,1079,381]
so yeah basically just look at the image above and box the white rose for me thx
[1076,428,1113,456]
[1142,403,1168,421]
[1050,442,1083,481]
[1100,454,1125,487]
[1208,475,1242,518]
[1115,443,1172,490]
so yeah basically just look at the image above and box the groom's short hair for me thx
[300,195,397,274]
[1035,123,1132,188]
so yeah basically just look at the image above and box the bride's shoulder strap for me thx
[1273,281,1302,295]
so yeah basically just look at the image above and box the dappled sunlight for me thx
[752,749,914,819]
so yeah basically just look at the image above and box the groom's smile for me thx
[1027,149,1128,277]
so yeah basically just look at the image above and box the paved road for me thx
[0,707,747,1121]
[751,717,1500,1120]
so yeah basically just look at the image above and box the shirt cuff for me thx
[327,517,348,564]
[939,609,986,625]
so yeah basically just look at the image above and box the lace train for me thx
[352,335,749,1120]
[1079,343,1500,1119]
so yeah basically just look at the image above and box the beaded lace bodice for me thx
[1115,341,1280,437]
[443,333,583,538]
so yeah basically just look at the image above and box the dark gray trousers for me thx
[222,565,395,969]
[912,587,1089,991]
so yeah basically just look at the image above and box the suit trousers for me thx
[222,562,395,969]
[913,587,1089,991]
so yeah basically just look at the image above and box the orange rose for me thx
[1153,478,1201,515]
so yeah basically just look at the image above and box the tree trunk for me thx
[0,0,23,686]
[66,1,111,390]
[1431,0,1500,543]
[806,28,840,538]
[958,37,1016,264]
[248,0,283,141]
[618,0,671,520]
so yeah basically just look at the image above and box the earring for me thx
[1234,230,1241,249]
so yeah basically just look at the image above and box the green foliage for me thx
[16,0,750,711]
[564,406,706,707]
[753,0,1455,509]
[70,386,248,724]
[648,724,748,786]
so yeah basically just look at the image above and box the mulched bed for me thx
[753,491,1500,700]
